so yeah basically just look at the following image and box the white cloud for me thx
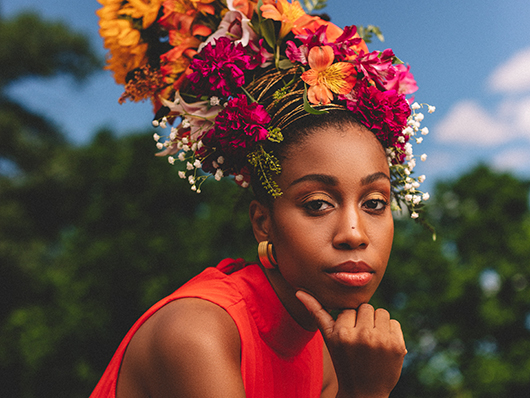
[488,47,530,93]
[434,100,511,146]
[492,146,530,173]
[515,97,530,134]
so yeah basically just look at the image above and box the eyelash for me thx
[303,199,333,213]
[363,198,389,212]
[302,196,389,214]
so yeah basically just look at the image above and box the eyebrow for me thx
[289,174,338,188]
[289,171,390,188]
[361,172,391,186]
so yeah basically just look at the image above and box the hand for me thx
[296,291,406,398]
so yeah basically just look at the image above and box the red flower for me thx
[343,84,411,147]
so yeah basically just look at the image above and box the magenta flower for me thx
[343,84,411,148]
[383,64,418,95]
[355,49,396,87]
[188,37,252,97]
[199,95,271,173]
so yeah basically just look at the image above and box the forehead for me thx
[278,123,389,187]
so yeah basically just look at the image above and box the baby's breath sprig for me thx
[387,102,435,225]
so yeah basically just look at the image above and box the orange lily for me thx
[260,0,316,39]
[301,46,357,105]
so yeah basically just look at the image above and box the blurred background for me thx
[1,0,529,397]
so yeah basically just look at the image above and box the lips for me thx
[326,261,374,287]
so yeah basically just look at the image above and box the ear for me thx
[249,200,272,243]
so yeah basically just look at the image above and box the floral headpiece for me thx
[97,0,434,219]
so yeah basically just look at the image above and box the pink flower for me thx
[199,10,258,50]
[383,64,418,95]
[160,91,223,141]
[343,84,411,149]
[199,95,271,173]
[188,37,252,97]
[355,49,396,87]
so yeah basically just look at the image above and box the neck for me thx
[262,266,319,332]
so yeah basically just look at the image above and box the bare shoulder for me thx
[117,298,245,398]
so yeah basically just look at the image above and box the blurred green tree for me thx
[373,165,530,398]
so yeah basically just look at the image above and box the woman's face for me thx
[264,122,394,310]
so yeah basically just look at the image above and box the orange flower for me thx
[231,0,259,18]
[260,0,315,39]
[301,46,357,105]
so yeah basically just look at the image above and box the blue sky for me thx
[4,0,530,192]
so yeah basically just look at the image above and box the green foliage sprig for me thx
[247,145,282,197]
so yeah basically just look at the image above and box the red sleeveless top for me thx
[90,259,324,397]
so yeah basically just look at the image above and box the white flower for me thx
[414,113,424,122]
[152,120,159,127]
[405,194,413,202]
[412,181,420,189]
[156,142,164,150]
[421,127,429,135]
[210,96,220,106]
[217,156,225,164]
[413,195,422,205]
[428,105,436,113]
[197,140,204,150]
[403,126,414,136]
[241,181,249,188]
[411,212,419,219]
[404,183,413,191]
[153,133,160,141]
[191,143,197,151]
[411,102,421,110]
[404,168,411,175]
[168,156,175,165]
[178,171,186,179]
[193,159,202,168]
[188,175,195,185]
[178,152,186,161]
[408,158,416,170]
[169,131,177,141]
[416,137,423,144]
[423,192,430,201]
[159,121,167,129]
[212,161,219,169]
[214,169,224,181]
[398,136,405,143]
[182,136,189,144]
[182,119,191,129]
[186,162,194,170]
[235,174,244,181]
[182,144,190,152]
[421,153,428,161]
[418,175,426,183]
[191,185,197,191]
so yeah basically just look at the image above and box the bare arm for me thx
[117,298,246,398]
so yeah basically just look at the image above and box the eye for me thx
[303,198,333,213]
[363,198,388,212]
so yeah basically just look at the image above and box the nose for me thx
[332,206,369,250]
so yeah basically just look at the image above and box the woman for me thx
[93,1,433,396]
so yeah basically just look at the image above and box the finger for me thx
[390,319,407,354]
[374,308,391,330]
[296,290,335,337]
[354,303,375,327]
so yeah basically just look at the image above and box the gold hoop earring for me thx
[258,241,277,269]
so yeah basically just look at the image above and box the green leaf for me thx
[278,58,295,70]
